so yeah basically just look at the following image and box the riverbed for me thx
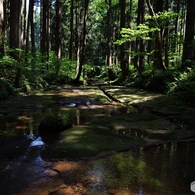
[0,85,194,194]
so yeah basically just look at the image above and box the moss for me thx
[41,125,145,160]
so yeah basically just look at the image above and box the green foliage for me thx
[166,68,195,102]
[0,79,15,99]
[115,24,159,45]
[145,11,178,29]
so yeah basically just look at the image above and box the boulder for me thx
[38,114,72,136]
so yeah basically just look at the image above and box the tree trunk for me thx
[74,0,89,84]
[55,0,62,74]
[164,0,169,68]
[134,0,145,73]
[174,0,181,54]
[41,0,50,70]
[146,0,166,70]
[69,0,73,60]
[181,0,195,69]
[120,0,129,81]
[10,0,22,88]
[106,0,113,80]
[0,0,4,56]
[26,0,35,66]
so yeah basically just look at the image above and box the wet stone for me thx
[51,186,74,195]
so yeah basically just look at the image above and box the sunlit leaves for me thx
[145,11,178,29]
[115,24,159,45]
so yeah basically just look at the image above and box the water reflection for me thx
[114,128,149,138]
[96,141,195,194]
[0,105,195,194]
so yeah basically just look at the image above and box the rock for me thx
[38,114,72,136]
[110,110,121,116]
[51,186,74,195]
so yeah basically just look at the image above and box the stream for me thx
[0,87,195,195]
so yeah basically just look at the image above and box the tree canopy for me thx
[0,0,195,103]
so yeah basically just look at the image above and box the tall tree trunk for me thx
[41,0,50,70]
[181,0,195,69]
[23,0,27,47]
[174,0,181,54]
[134,0,145,73]
[106,0,113,80]
[0,0,4,56]
[55,0,62,74]
[69,0,73,60]
[164,0,169,68]
[26,0,35,58]
[146,0,166,70]
[75,1,81,68]
[120,0,129,81]
[74,0,89,83]
[10,0,22,87]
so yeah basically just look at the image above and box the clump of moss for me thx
[41,125,145,160]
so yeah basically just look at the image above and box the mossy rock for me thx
[38,114,72,136]
[41,125,145,160]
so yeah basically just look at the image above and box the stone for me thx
[38,114,72,136]
[52,186,74,195]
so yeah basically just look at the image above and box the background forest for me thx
[0,0,195,103]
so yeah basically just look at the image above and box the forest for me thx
[0,0,195,103]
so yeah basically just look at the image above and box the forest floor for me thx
[0,84,195,195]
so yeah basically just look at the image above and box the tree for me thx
[10,0,22,87]
[106,0,113,80]
[74,0,89,83]
[41,0,50,70]
[120,0,129,81]
[26,0,35,67]
[55,0,62,74]
[69,0,73,60]
[182,0,195,69]
[146,0,165,70]
[134,0,145,73]
[0,0,4,55]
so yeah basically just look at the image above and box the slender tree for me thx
[106,0,113,80]
[120,0,129,81]
[182,0,195,69]
[134,0,145,73]
[69,0,73,60]
[10,0,22,87]
[41,0,50,70]
[146,0,166,70]
[0,0,4,55]
[55,0,62,74]
[74,0,89,83]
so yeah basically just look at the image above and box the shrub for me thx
[0,79,15,99]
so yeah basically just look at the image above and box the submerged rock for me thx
[38,114,72,136]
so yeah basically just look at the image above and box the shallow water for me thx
[0,105,195,194]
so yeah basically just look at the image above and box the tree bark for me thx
[134,0,145,73]
[145,0,166,70]
[69,0,73,60]
[74,0,89,83]
[0,0,4,56]
[181,0,195,69]
[10,0,22,87]
[106,0,113,80]
[55,0,62,74]
[120,0,129,81]
[41,0,50,70]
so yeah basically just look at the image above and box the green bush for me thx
[0,79,15,99]
[166,68,195,102]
